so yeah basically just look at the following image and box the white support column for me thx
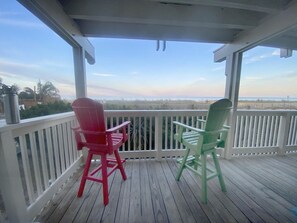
[73,47,87,98]
[73,47,88,161]
[224,52,243,159]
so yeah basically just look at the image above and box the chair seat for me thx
[180,131,223,153]
[86,133,127,153]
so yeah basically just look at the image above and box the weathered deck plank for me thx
[34,155,297,223]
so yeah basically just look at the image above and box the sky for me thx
[1,1,297,100]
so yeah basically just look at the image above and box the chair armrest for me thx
[223,124,230,129]
[106,121,130,143]
[173,121,204,133]
[106,121,131,133]
[197,119,206,123]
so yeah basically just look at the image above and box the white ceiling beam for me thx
[65,0,261,30]
[79,21,238,43]
[214,1,297,62]
[262,35,297,50]
[17,0,95,64]
[151,0,284,13]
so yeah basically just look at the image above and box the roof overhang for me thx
[17,0,297,63]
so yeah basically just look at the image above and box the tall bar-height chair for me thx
[174,98,232,203]
[72,98,130,205]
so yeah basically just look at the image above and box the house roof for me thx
[18,0,297,63]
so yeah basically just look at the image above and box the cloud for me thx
[244,49,279,64]
[130,71,141,77]
[41,60,72,69]
[244,76,264,80]
[211,66,225,72]
[196,77,206,81]
[92,73,116,77]
[87,84,138,97]
[0,58,40,69]
[0,18,45,29]
[0,71,18,78]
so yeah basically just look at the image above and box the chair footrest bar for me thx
[86,176,103,183]
[90,165,102,176]
[107,165,119,177]
[207,173,219,180]
[86,164,121,183]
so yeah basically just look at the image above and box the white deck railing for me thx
[232,110,297,155]
[105,110,208,158]
[0,112,81,223]
[0,109,297,222]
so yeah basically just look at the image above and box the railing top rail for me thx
[104,109,209,116]
[105,109,208,113]
[0,112,75,133]
[236,109,297,115]
[1,109,297,133]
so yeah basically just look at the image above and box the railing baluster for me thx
[52,126,61,178]
[149,116,152,151]
[57,124,66,172]
[256,116,262,147]
[45,128,56,183]
[29,132,43,195]
[66,122,74,165]
[264,116,270,147]
[128,116,131,151]
[165,116,168,150]
[260,116,266,147]
[170,116,173,150]
[62,123,69,169]
[293,116,297,145]
[243,116,248,147]
[239,116,244,148]
[38,130,49,190]
[273,116,279,146]
[269,116,275,147]
[247,115,253,147]
[234,115,239,147]
[19,135,35,203]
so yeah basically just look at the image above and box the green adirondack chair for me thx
[173,98,232,203]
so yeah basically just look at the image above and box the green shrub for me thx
[20,101,72,119]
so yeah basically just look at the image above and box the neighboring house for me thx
[19,96,60,109]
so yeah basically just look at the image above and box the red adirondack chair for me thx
[72,98,130,205]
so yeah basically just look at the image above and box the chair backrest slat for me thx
[72,98,106,144]
[204,98,232,144]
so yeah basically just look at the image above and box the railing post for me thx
[277,112,290,155]
[0,129,28,223]
[155,113,163,161]
[224,110,236,159]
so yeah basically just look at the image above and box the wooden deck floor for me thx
[35,155,297,223]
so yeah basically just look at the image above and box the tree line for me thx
[0,78,71,119]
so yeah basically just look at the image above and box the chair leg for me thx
[212,151,226,192]
[114,150,127,180]
[201,154,207,204]
[176,147,190,181]
[78,152,93,197]
[101,154,109,205]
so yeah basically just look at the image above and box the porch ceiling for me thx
[58,0,297,48]
[18,0,297,62]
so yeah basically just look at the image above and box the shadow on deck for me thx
[35,155,297,223]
